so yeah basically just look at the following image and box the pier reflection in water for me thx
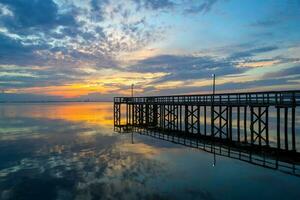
[115,125,300,177]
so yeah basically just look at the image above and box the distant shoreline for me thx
[0,101,113,104]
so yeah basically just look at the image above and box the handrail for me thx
[114,90,300,99]
[114,90,300,106]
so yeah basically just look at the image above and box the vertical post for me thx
[114,103,120,126]
[171,105,173,130]
[185,105,189,133]
[265,107,269,146]
[158,105,161,128]
[171,105,173,131]
[212,74,216,96]
[172,105,175,131]
[145,104,149,126]
[161,105,164,129]
[162,105,165,130]
[129,84,133,126]
[284,107,288,151]
[211,74,215,138]
[128,103,131,125]
[229,106,232,141]
[113,102,116,125]
[211,105,214,137]
[161,105,164,130]
[137,104,140,125]
[204,106,207,136]
[250,107,254,145]
[136,104,139,126]
[191,106,194,134]
[277,107,281,149]
[244,106,247,143]
[140,104,144,125]
[127,104,130,125]
[197,105,200,135]
[219,106,222,139]
[180,105,182,132]
[126,104,128,125]
[176,105,179,131]
[292,106,296,151]
[132,104,135,125]
[153,104,158,126]
[173,105,176,141]
[167,105,170,130]
[118,104,120,126]
[226,106,229,139]
[113,101,116,125]
[291,93,296,152]
[237,106,240,142]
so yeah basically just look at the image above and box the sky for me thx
[0,0,300,101]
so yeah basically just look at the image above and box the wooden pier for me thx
[114,90,300,153]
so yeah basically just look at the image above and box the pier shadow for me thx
[114,124,300,177]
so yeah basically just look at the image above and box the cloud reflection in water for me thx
[0,103,172,200]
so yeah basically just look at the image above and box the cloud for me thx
[139,74,300,96]
[228,46,279,60]
[0,0,224,70]
[0,33,50,66]
[214,77,300,92]
[0,0,77,34]
[0,0,171,69]
[184,0,219,14]
[250,19,280,27]
[0,64,88,89]
[236,59,280,68]
[0,0,299,100]
[249,0,300,28]
[128,54,244,83]
[125,43,300,93]
[133,0,175,10]
[0,93,64,102]
[263,65,300,79]
[0,0,83,67]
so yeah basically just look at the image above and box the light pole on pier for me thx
[131,84,134,98]
[212,74,216,96]
[212,73,216,167]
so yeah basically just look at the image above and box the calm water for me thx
[0,102,299,200]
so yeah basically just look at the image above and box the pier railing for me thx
[114,90,300,106]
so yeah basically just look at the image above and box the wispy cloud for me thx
[184,0,219,14]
